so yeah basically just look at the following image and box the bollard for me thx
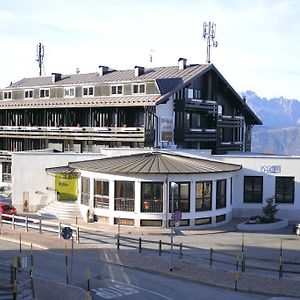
[241,233,244,252]
[19,234,22,254]
[279,256,283,279]
[13,258,17,300]
[236,251,240,271]
[76,226,80,244]
[30,244,34,276]
[241,253,246,273]
[58,222,62,238]
[139,237,142,253]
[12,215,15,229]
[25,216,28,232]
[179,243,183,259]
[234,271,239,291]
[39,217,42,234]
[65,244,69,284]
[117,234,120,251]
[87,267,91,300]
[159,240,162,256]
[209,248,213,266]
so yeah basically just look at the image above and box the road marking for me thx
[93,280,173,300]
[92,284,139,299]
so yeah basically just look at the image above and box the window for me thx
[275,177,294,203]
[195,217,211,226]
[216,179,226,209]
[3,91,12,99]
[133,84,145,94]
[94,180,109,209]
[83,86,94,96]
[140,220,162,227]
[169,182,190,212]
[114,218,134,226]
[141,182,163,213]
[111,85,123,95]
[196,181,212,211]
[244,176,263,203]
[114,181,135,211]
[216,214,226,222]
[24,90,33,98]
[64,87,75,98]
[40,88,50,98]
[81,177,90,206]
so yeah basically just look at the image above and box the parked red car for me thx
[0,202,17,219]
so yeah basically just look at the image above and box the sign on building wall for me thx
[260,165,281,174]
[161,117,173,143]
[23,192,29,212]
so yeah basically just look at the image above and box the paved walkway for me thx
[0,218,300,299]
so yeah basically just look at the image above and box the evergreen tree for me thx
[262,196,278,223]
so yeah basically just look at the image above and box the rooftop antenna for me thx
[36,43,45,76]
[202,22,218,63]
[149,49,155,65]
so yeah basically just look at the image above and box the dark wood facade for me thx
[0,63,261,162]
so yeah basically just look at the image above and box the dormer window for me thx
[40,88,50,98]
[83,86,94,96]
[3,91,12,100]
[111,85,123,95]
[24,89,34,99]
[133,84,145,94]
[64,87,75,98]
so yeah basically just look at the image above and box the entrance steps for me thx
[38,201,80,219]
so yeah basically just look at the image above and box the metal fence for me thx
[1,213,300,281]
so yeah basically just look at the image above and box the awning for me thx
[45,165,78,176]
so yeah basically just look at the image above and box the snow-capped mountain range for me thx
[241,91,300,155]
[243,90,300,128]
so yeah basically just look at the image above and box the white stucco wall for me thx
[12,150,102,212]
[215,154,300,221]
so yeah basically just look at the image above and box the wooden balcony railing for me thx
[0,126,145,142]
[217,115,244,127]
[185,99,217,113]
[185,128,217,142]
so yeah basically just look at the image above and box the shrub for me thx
[262,196,278,223]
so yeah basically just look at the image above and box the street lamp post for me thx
[170,182,177,271]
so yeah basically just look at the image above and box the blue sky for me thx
[1,0,300,99]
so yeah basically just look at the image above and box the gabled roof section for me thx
[69,151,241,174]
[8,65,210,88]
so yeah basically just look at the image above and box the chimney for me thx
[99,65,109,76]
[134,66,145,77]
[178,58,187,70]
[52,73,62,83]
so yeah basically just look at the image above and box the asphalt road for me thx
[0,239,278,300]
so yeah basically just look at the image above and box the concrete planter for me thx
[237,219,288,232]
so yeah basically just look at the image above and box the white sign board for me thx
[260,165,281,174]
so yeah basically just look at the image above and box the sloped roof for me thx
[69,152,241,174]
[0,95,159,109]
[45,165,77,175]
[9,65,210,88]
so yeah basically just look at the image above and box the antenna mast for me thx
[202,22,218,63]
[36,43,45,76]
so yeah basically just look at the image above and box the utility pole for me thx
[36,43,45,76]
[203,22,218,63]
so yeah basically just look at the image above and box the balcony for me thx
[219,141,244,152]
[217,115,244,128]
[0,126,145,142]
[185,128,217,142]
[185,99,217,114]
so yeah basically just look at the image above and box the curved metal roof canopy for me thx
[69,152,241,174]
